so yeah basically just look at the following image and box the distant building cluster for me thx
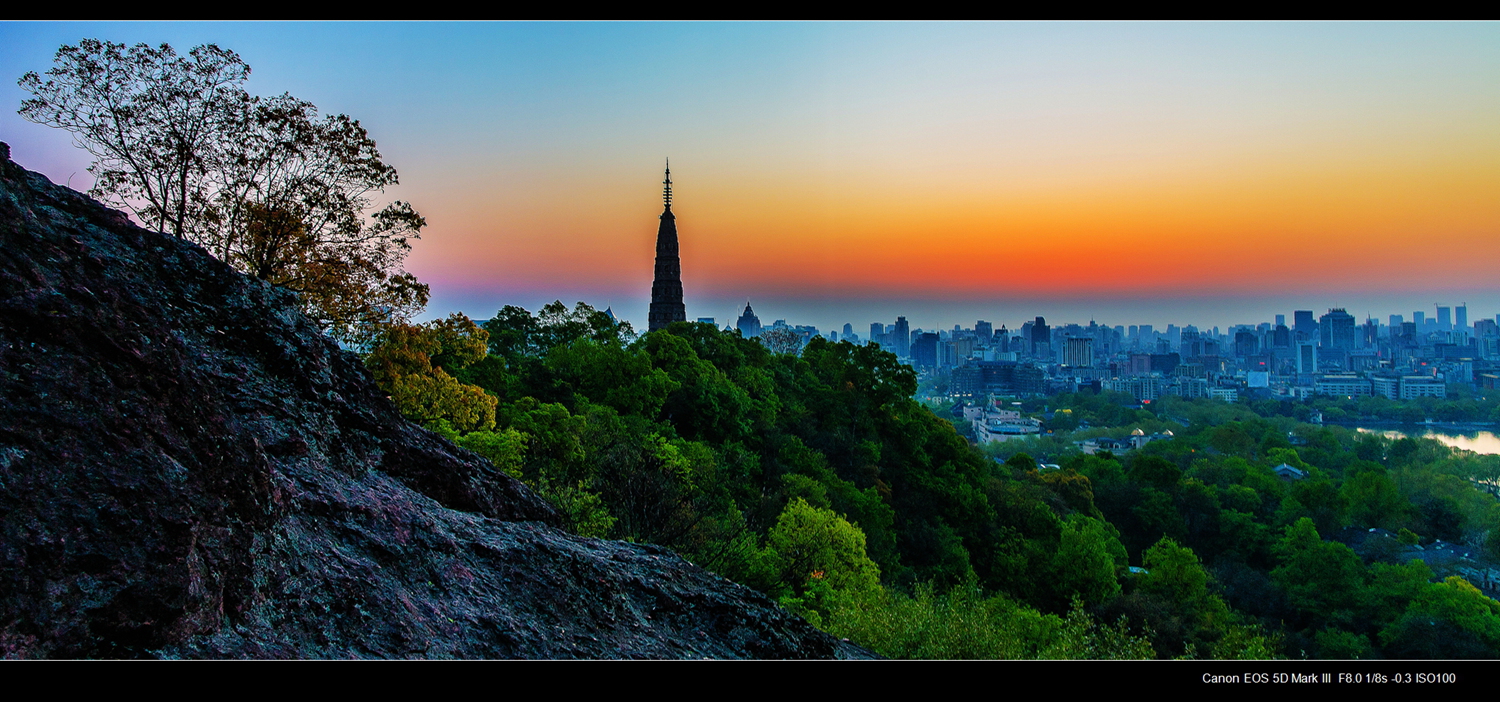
[719,303,1499,411]
[694,299,1500,421]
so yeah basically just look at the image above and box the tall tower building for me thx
[648,161,686,332]
[1064,337,1093,367]
[1293,311,1316,341]
[1320,308,1357,349]
[736,302,762,338]
[1031,316,1050,356]
[975,320,993,344]
[1296,342,1317,374]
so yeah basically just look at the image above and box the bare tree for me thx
[19,40,250,239]
[759,326,805,355]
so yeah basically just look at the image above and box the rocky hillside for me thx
[0,142,866,659]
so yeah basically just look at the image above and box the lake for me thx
[1356,427,1500,455]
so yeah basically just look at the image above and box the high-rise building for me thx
[1414,311,1426,330]
[894,317,911,357]
[1063,337,1092,367]
[736,302,762,337]
[1272,325,1290,349]
[1294,311,1316,341]
[1234,330,1258,357]
[1437,306,1452,332]
[1296,342,1317,374]
[1320,308,1357,349]
[1030,316,1049,356]
[975,320,993,344]
[911,332,939,368]
[1275,314,1286,328]
[647,162,686,331]
[1181,328,1202,358]
[1361,317,1379,348]
[1456,304,1468,331]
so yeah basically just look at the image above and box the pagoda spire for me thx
[663,158,673,208]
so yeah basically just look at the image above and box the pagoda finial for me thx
[663,158,673,208]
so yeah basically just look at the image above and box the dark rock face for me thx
[0,143,865,659]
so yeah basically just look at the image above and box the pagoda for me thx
[648,160,686,332]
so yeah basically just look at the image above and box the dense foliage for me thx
[366,306,1500,659]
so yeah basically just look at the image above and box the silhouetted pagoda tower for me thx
[648,160,686,332]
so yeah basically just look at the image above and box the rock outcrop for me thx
[0,142,866,659]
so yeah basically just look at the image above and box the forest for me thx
[368,304,1500,659]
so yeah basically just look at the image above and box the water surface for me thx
[1356,427,1500,455]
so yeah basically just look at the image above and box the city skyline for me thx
[4,22,1499,333]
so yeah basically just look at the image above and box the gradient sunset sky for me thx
[3,22,1498,334]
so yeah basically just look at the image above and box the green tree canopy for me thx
[765,498,881,598]
[365,315,496,432]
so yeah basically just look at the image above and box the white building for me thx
[973,407,1043,444]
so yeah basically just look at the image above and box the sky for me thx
[3,22,1499,335]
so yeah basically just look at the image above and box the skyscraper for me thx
[736,302,762,337]
[975,320,993,344]
[894,317,911,357]
[1031,316,1049,356]
[1296,342,1317,374]
[1293,311,1316,341]
[1064,337,1092,367]
[1234,330,1258,357]
[1456,304,1468,331]
[911,332,939,368]
[1320,308,1357,349]
[648,161,686,332]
